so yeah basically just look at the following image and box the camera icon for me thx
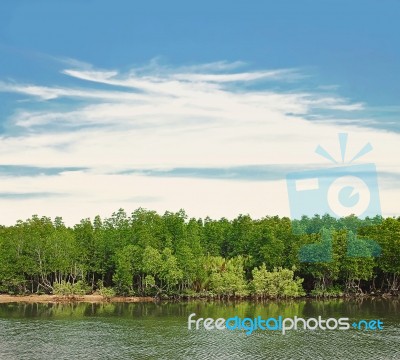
[286,134,382,262]
[286,163,381,221]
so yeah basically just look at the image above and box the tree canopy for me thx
[0,209,398,298]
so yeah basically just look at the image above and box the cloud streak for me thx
[0,60,399,224]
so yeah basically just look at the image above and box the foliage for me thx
[97,286,116,299]
[205,256,248,297]
[251,265,305,298]
[0,210,398,297]
[53,280,90,296]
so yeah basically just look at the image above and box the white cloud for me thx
[0,60,399,224]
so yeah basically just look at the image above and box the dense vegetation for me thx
[0,208,399,298]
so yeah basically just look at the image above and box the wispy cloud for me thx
[0,81,148,101]
[0,59,398,224]
[118,164,313,181]
[0,165,87,177]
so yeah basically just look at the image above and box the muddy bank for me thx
[0,294,155,303]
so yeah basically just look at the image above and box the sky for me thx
[0,0,399,225]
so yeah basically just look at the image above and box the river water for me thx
[0,298,399,359]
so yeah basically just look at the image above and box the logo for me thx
[285,133,381,262]
[188,313,384,336]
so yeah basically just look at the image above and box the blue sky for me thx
[1,1,399,104]
[0,0,399,224]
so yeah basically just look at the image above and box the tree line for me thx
[0,208,399,298]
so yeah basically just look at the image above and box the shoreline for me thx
[0,293,397,304]
[0,294,155,304]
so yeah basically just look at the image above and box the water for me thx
[0,299,399,359]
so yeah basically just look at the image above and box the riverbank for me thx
[0,294,155,303]
[0,293,398,303]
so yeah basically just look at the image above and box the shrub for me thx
[98,286,116,299]
[251,265,305,298]
[53,280,90,296]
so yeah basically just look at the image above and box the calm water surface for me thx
[0,299,399,359]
